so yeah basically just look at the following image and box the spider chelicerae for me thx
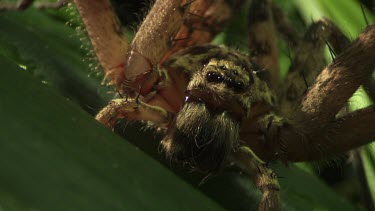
[6,0,375,210]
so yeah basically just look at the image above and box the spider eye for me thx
[226,78,246,92]
[206,71,224,83]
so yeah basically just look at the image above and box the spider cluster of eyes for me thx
[204,63,248,93]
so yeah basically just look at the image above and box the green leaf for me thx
[0,8,112,112]
[0,55,225,211]
[361,147,375,204]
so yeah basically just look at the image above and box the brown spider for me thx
[72,0,375,210]
[9,0,373,210]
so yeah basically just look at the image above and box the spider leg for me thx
[270,4,299,49]
[161,0,242,62]
[75,0,191,113]
[318,106,375,158]
[279,19,350,114]
[125,0,188,83]
[118,0,192,113]
[95,97,173,129]
[290,25,375,136]
[248,0,279,88]
[124,0,244,109]
[74,0,128,85]
[260,25,375,162]
[233,146,280,211]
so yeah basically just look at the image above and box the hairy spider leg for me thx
[248,0,279,88]
[160,0,240,63]
[279,19,350,115]
[95,98,173,129]
[74,0,128,86]
[233,146,280,211]
[262,25,375,162]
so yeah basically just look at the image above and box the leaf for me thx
[0,8,112,113]
[0,55,225,211]
[361,147,375,204]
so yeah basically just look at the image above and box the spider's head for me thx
[162,55,258,173]
[202,58,253,94]
[186,57,256,120]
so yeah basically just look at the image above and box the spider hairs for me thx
[160,45,274,173]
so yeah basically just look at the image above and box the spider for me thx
[72,0,375,210]
[7,0,374,210]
